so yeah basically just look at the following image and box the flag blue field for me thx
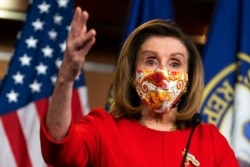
[201,0,250,165]
[0,0,89,166]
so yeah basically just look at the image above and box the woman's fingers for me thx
[67,7,96,52]
[60,7,96,82]
[74,28,96,51]
[70,7,86,38]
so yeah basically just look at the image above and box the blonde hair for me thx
[110,19,204,128]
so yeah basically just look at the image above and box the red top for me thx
[40,108,239,167]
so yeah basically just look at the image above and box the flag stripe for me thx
[18,103,48,167]
[1,112,32,167]
[78,86,90,115]
[35,98,49,120]
[71,88,84,123]
[0,119,17,167]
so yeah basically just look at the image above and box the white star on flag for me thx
[6,90,19,103]
[25,36,38,48]
[55,58,62,68]
[54,13,63,25]
[29,80,42,93]
[12,71,25,84]
[32,19,44,31]
[42,45,53,57]
[38,1,50,13]
[48,29,58,40]
[19,54,32,66]
[57,0,69,8]
[59,41,66,52]
[35,63,48,75]
[66,25,71,32]
[50,75,57,84]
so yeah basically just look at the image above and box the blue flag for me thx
[201,0,250,165]
[0,0,89,166]
[124,0,174,39]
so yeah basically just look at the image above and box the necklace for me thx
[138,119,177,131]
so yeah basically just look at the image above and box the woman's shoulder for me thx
[87,107,111,117]
[198,122,218,130]
[198,122,223,136]
[197,122,231,145]
[81,107,112,121]
[78,107,116,128]
[197,123,239,165]
[198,122,222,133]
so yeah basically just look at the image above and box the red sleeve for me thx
[209,124,239,167]
[40,108,108,167]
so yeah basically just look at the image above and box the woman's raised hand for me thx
[60,7,96,83]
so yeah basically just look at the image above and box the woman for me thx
[40,7,239,167]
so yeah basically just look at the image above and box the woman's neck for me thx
[140,107,177,131]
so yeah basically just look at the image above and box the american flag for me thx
[0,0,89,166]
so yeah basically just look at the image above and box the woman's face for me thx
[136,36,188,72]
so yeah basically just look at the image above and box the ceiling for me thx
[0,0,216,55]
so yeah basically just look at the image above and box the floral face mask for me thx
[134,69,188,113]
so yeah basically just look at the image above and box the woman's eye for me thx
[146,59,157,66]
[170,62,180,69]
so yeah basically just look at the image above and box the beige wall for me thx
[85,69,113,109]
[0,60,8,78]
[84,53,115,109]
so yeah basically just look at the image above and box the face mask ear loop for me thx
[130,73,137,88]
